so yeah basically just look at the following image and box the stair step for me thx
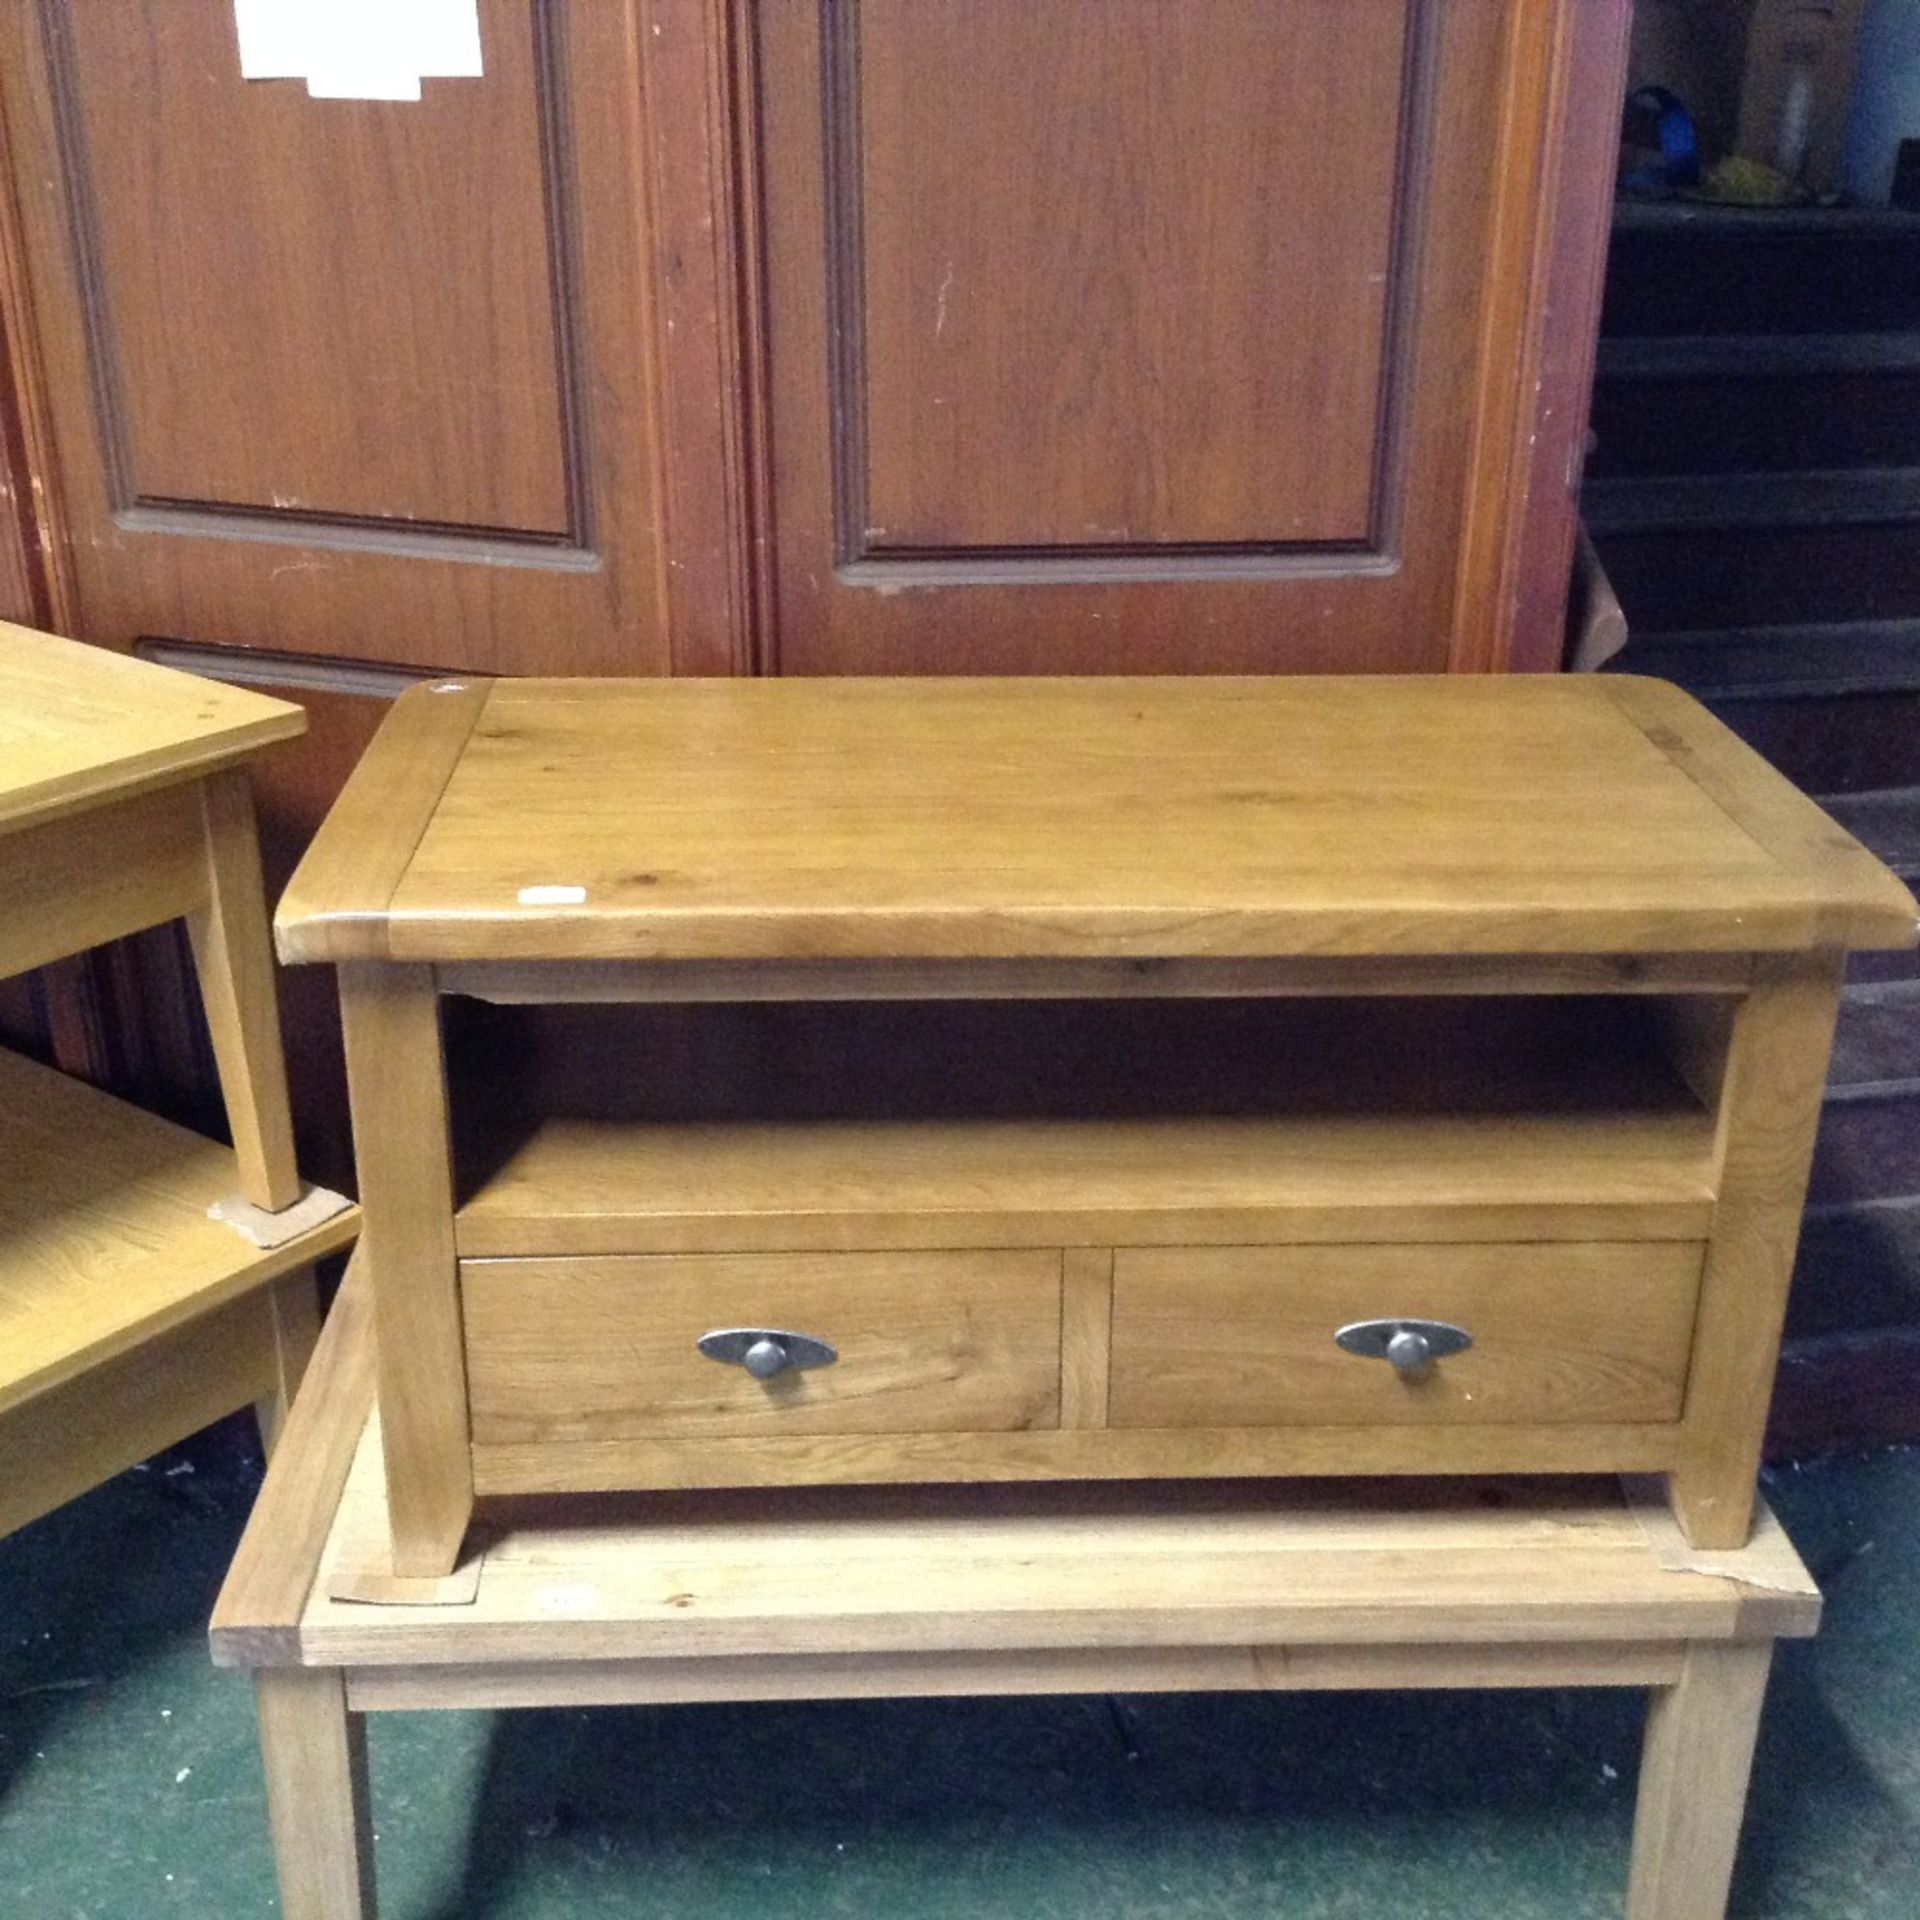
[1584,467,1920,537]
[1769,1320,1920,1458]
[1830,982,1920,1093]
[1808,1087,1920,1208]
[1597,332,1920,379]
[1594,522,1920,630]
[1850,946,1920,986]
[1605,203,1920,337]
[1785,1200,1920,1342]
[1589,339,1920,478]
[1820,788,1920,878]
[1707,689,1920,793]
[1613,619,1920,700]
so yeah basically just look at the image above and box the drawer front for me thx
[1109,1242,1703,1429]
[463,1250,1062,1444]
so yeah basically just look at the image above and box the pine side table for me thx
[275,675,1916,1579]
[212,1259,1824,1920]
[0,621,358,1535]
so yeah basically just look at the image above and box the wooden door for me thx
[740,0,1628,676]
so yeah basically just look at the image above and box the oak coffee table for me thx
[213,1256,1824,1920]
[275,675,1916,1579]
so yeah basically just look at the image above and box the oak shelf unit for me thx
[276,674,1918,1578]
[450,994,1721,1258]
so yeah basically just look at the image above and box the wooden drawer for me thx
[1109,1243,1703,1429]
[463,1250,1062,1445]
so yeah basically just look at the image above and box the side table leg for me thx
[188,769,303,1212]
[256,1669,376,1919]
[255,1268,323,1459]
[1627,1641,1773,1920]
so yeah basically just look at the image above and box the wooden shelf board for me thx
[278,676,1918,963]
[276,1414,1819,1673]
[0,621,303,832]
[0,1048,358,1413]
[455,1107,1720,1256]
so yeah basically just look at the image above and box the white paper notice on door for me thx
[234,0,483,100]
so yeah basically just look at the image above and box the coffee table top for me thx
[0,621,304,832]
[275,674,1918,965]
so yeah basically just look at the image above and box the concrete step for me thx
[1770,1320,1920,1458]
[1707,689,1920,794]
[1585,467,1920,537]
[1785,1201,1920,1343]
[1808,1090,1920,1208]
[1595,521,1920,631]
[1605,202,1920,337]
[1615,619,1920,701]
[1822,788,1920,879]
[1591,335,1920,479]
[1829,981,1920,1093]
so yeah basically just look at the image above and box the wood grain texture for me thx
[462,1250,1063,1444]
[468,1420,1684,1499]
[56,2,573,533]
[292,1416,1817,1670]
[0,86,72,635]
[275,680,491,963]
[1627,1642,1773,1920]
[188,768,301,1209]
[254,1669,375,1920]
[213,1255,378,1669]
[274,677,1917,965]
[1451,0,1631,673]
[347,1639,1690,1712]
[0,1046,357,1414]
[255,1268,322,1460]
[337,965,472,1578]
[850,0,1409,552]
[1058,1248,1113,1431]
[0,781,207,982]
[0,2,673,680]
[453,1109,1718,1257]
[1673,957,1845,1548]
[747,0,1563,674]
[0,1286,278,1538]
[1108,1242,1703,1429]
[0,620,302,829]
[1606,676,1919,950]
[439,952,1762,1004]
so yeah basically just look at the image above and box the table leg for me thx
[338,961,472,1577]
[1627,1641,1773,1920]
[256,1668,376,1919]
[188,769,302,1212]
[254,1268,323,1459]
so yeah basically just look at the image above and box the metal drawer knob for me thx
[743,1337,790,1380]
[1335,1318,1473,1376]
[697,1328,838,1379]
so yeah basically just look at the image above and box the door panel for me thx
[57,3,573,536]
[752,0,1565,675]
[0,0,676,678]
[853,1,1408,552]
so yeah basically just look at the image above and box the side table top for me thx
[0,621,304,832]
[276,674,1918,965]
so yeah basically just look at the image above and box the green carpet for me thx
[3,1422,1916,1917]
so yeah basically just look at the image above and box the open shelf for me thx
[451,997,1721,1256]
[0,1047,358,1413]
